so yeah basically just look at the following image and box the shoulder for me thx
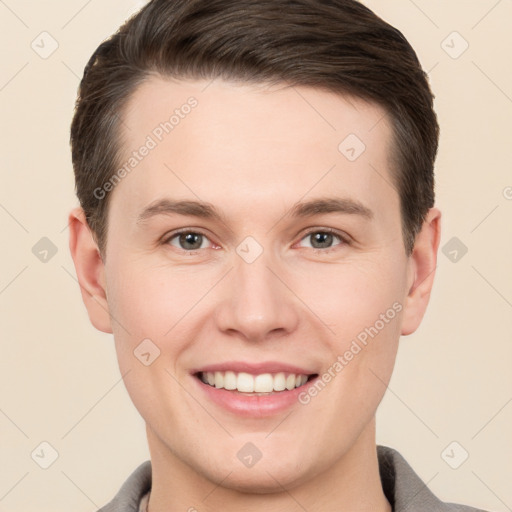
[97,460,152,512]
[377,445,490,512]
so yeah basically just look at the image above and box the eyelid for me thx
[161,227,215,250]
[300,226,350,241]
[296,227,351,250]
[162,227,210,239]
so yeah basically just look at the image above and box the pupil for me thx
[313,232,332,248]
[180,233,202,250]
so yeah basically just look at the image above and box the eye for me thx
[162,227,349,254]
[297,228,348,252]
[164,230,212,252]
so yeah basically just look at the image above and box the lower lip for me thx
[193,375,318,418]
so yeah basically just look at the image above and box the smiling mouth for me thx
[195,371,318,395]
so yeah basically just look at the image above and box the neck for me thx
[146,419,391,512]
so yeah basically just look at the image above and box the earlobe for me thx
[400,207,442,336]
[68,207,113,333]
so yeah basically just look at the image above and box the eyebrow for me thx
[289,197,373,220]
[136,196,374,224]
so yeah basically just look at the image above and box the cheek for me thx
[294,255,406,339]
[106,262,188,338]
[303,257,405,403]
[104,264,172,395]
[105,265,192,423]
[105,261,221,386]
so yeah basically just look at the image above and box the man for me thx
[68,1,489,511]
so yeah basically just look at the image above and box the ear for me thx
[401,207,442,336]
[68,207,112,333]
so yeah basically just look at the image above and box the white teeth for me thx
[273,372,286,391]
[199,371,310,393]
[223,371,237,390]
[237,372,254,392]
[285,374,296,390]
[254,373,274,393]
[214,372,224,388]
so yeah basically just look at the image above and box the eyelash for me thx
[162,227,350,254]
[299,227,351,253]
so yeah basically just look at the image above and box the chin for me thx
[218,466,304,494]
[201,453,313,495]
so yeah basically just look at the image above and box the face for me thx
[86,77,423,491]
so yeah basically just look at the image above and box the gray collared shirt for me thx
[97,445,490,511]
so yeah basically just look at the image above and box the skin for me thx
[69,77,441,512]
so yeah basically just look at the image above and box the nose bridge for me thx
[214,242,299,341]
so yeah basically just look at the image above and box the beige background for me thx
[1,0,511,511]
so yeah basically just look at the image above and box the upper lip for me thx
[192,361,317,376]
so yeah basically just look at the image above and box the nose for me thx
[213,250,301,343]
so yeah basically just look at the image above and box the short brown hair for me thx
[70,0,439,256]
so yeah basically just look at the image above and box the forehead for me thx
[111,76,398,228]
